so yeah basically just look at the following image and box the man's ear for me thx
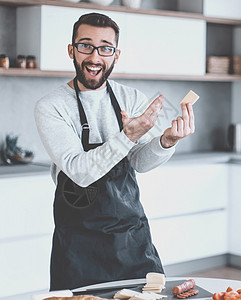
[114,49,121,64]
[68,44,74,59]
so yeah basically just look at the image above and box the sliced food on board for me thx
[172,279,199,299]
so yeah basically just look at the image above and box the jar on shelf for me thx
[17,55,26,68]
[0,54,10,69]
[26,55,37,69]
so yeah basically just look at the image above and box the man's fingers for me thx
[172,120,177,133]
[144,95,164,118]
[180,103,195,134]
[121,110,130,125]
[177,117,184,136]
[181,103,189,130]
[121,110,128,118]
[187,103,195,132]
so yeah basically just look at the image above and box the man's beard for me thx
[73,55,115,90]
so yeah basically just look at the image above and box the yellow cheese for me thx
[180,90,199,105]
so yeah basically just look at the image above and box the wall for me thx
[0,4,234,163]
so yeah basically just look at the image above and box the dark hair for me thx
[72,12,120,47]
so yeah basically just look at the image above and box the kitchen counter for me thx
[0,152,241,178]
[0,162,50,178]
[166,151,241,165]
[4,276,240,300]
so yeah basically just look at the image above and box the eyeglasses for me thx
[74,43,117,57]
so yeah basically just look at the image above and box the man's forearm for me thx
[127,136,175,173]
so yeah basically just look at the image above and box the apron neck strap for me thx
[73,77,123,150]
[106,80,123,131]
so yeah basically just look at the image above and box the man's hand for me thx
[121,95,164,143]
[161,103,195,148]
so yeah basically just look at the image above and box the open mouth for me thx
[85,65,102,77]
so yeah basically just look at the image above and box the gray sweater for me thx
[34,80,175,187]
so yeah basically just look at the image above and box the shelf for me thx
[1,68,241,82]
[1,0,241,26]
[0,68,75,77]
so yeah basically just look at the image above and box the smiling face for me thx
[68,24,120,91]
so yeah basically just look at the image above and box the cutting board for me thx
[74,280,213,299]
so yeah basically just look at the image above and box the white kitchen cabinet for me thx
[150,210,228,265]
[203,0,241,20]
[16,6,128,73]
[0,235,52,297]
[0,174,55,297]
[228,164,241,256]
[137,163,228,219]
[136,163,228,265]
[16,5,205,76]
[0,175,55,239]
[123,14,206,75]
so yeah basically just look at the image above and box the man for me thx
[35,13,195,291]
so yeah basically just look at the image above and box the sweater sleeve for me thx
[35,99,136,187]
[127,136,175,173]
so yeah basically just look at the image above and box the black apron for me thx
[50,78,164,291]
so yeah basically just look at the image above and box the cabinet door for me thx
[228,164,241,256]
[17,6,128,72]
[0,175,55,297]
[136,164,228,219]
[203,0,241,20]
[0,235,52,297]
[0,175,55,239]
[122,14,206,75]
[150,210,228,265]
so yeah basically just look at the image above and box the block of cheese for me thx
[114,289,143,299]
[142,287,163,293]
[130,291,167,300]
[179,90,199,105]
[146,273,165,286]
[143,284,163,288]
[142,292,168,299]
[143,273,165,293]
[129,293,157,300]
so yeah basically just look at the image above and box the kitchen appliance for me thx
[228,123,241,153]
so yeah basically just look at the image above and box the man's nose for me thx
[89,48,101,60]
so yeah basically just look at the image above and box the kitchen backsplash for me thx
[0,75,232,162]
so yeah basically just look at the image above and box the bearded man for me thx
[35,12,195,291]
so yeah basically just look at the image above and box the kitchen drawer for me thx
[137,164,228,219]
[0,235,52,297]
[149,210,228,266]
[0,175,55,239]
